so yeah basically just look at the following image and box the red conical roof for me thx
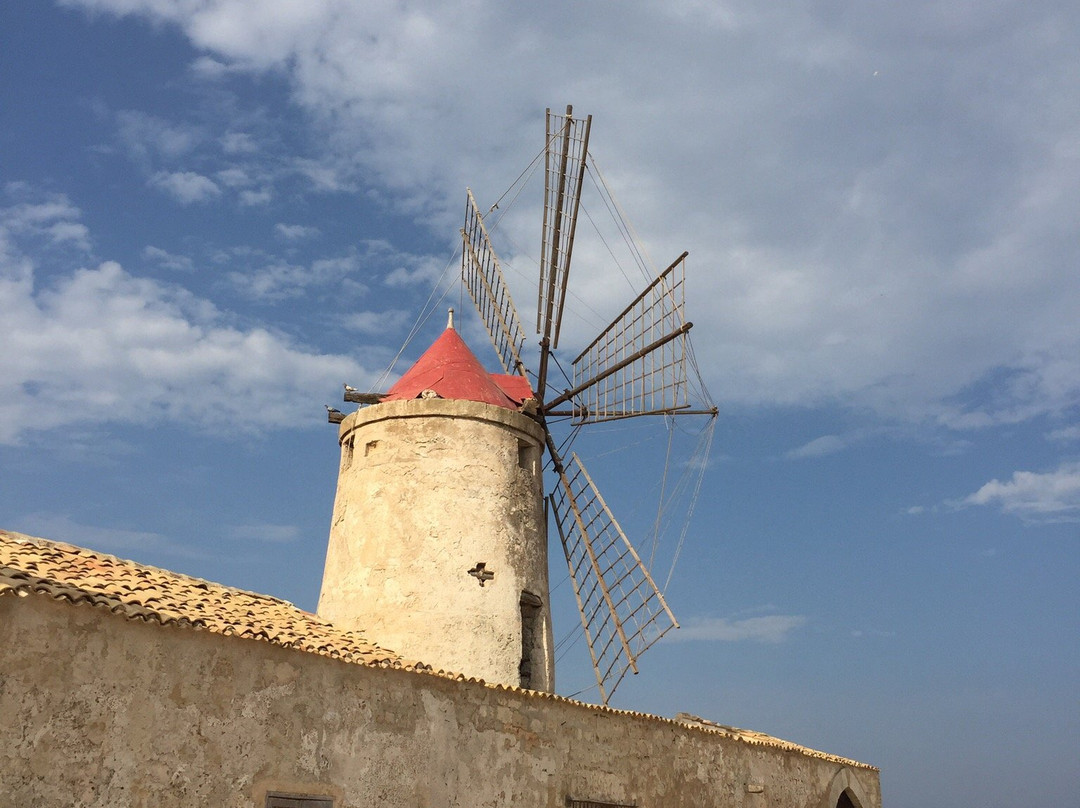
[383,324,532,410]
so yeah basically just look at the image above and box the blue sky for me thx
[2,1,1078,805]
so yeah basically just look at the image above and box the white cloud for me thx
[669,614,808,643]
[379,244,449,288]
[2,198,79,227]
[15,513,176,554]
[229,523,302,543]
[227,252,365,302]
[340,309,410,336]
[150,170,222,204]
[116,110,202,163]
[64,0,1080,431]
[785,434,847,459]
[221,131,258,154]
[275,223,320,241]
[850,628,896,639]
[0,196,91,251]
[0,195,378,444]
[962,462,1080,523]
[143,245,195,272]
[1048,425,1080,442]
[189,54,233,79]
[223,238,439,303]
[292,158,354,193]
[239,187,272,206]
[45,221,91,248]
[215,167,252,188]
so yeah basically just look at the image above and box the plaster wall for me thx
[318,398,554,691]
[0,594,881,808]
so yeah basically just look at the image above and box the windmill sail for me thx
[547,253,693,422]
[460,188,529,378]
[453,106,712,703]
[551,452,679,704]
[537,106,592,354]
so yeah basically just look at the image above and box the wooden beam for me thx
[343,391,385,404]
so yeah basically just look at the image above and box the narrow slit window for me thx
[265,794,334,808]
[519,590,543,688]
[517,440,534,473]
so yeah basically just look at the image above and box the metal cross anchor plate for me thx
[467,562,494,586]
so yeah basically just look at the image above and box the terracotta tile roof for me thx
[671,713,876,768]
[0,528,405,669]
[383,325,530,409]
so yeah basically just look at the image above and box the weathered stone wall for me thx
[319,398,553,691]
[0,594,880,808]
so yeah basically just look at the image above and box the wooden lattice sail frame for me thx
[551,453,679,704]
[460,188,529,379]
[536,107,591,402]
[538,108,592,351]
[557,253,693,423]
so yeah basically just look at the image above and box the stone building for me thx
[0,324,881,808]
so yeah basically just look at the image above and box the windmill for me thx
[331,106,716,704]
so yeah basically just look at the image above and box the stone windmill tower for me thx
[318,311,555,691]
[319,106,716,701]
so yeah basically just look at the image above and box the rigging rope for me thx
[580,192,638,294]
[372,246,460,392]
[485,139,547,224]
[555,625,584,657]
[663,416,716,592]
[372,133,545,394]
[649,420,676,571]
[549,349,575,402]
[588,155,655,286]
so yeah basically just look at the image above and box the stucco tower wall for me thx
[317,398,554,691]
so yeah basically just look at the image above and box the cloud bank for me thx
[61,0,1080,436]
[0,192,376,444]
[963,462,1080,523]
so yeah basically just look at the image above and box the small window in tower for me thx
[518,439,535,474]
[265,793,334,808]
[519,590,543,688]
[365,440,379,457]
[341,437,354,471]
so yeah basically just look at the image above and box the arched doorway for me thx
[836,789,858,808]
[821,767,872,808]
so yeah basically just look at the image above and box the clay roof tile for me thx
[0,528,403,668]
